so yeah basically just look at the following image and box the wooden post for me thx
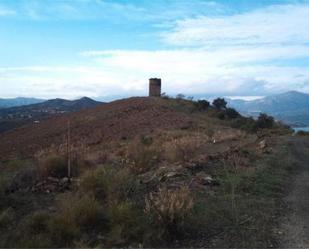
[67,120,71,180]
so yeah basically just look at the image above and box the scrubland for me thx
[0,96,299,248]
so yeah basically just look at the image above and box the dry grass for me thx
[145,187,194,239]
[80,165,138,203]
[164,136,204,163]
[125,136,160,174]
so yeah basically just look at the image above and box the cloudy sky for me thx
[1,0,309,99]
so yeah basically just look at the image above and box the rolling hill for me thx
[228,91,309,126]
[0,97,102,133]
[0,97,196,159]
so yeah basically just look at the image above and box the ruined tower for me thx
[149,78,161,97]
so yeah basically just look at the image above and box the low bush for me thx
[0,208,15,231]
[16,211,53,248]
[164,136,202,162]
[212,98,227,110]
[80,165,138,203]
[231,117,258,133]
[145,187,194,240]
[39,155,67,178]
[256,113,274,129]
[126,136,159,174]
[193,100,210,111]
[296,130,309,136]
[225,108,240,119]
[107,201,145,246]
[56,193,105,232]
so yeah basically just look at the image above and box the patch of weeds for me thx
[39,154,68,178]
[164,136,202,163]
[145,187,194,241]
[107,201,146,246]
[0,208,15,231]
[126,136,160,174]
[80,165,139,203]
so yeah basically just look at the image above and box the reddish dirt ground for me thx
[0,97,194,160]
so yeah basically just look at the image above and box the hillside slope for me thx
[0,97,195,159]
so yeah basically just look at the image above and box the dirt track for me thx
[280,136,309,247]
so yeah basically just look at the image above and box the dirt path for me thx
[280,136,309,247]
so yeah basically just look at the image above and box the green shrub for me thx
[225,108,240,119]
[47,193,105,247]
[17,211,53,248]
[80,166,138,203]
[48,215,80,247]
[107,201,145,245]
[212,98,227,110]
[231,117,258,133]
[193,100,210,111]
[217,111,226,120]
[56,193,105,231]
[39,155,67,178]
[126,136,159,174]
[296,130,309,136]
[0,208,15,231]
[256,113,274,129]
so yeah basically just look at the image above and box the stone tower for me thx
[149,78,161,97]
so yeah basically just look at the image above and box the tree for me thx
[225,108,240,119]
[176,93,185,100]
[194,100,210,111]
[212,98,227,110]
[256,113,274,129]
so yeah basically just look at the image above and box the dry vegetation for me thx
[0,96,296,248]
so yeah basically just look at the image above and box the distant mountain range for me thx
[0,97,45,109]
[0,97,102,133]
[227,91,309,127]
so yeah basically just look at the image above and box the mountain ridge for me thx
[0,97,103,133]
[228,91,309,126]
[0,97,45,109]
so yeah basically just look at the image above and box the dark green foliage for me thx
[212,98,227,110]
[217,111,226,120]
[40,155,67,178]
[176,94,185,100]
[193,100,210,111]
[225,108,240,119]
[296,130,309,136]
[231,117,258,133]
[256,113,275,129]
[140,135,153,146]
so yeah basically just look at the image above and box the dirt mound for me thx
[0,97,194,160]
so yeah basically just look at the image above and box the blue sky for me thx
[0,0,309,99]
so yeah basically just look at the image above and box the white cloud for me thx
[163,4,309,47]
[1,2,309,98]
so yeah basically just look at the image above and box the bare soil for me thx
[0,97,194,160]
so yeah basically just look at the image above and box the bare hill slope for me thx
[0,97,195,159]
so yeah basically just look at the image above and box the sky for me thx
[0,0,309,100]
